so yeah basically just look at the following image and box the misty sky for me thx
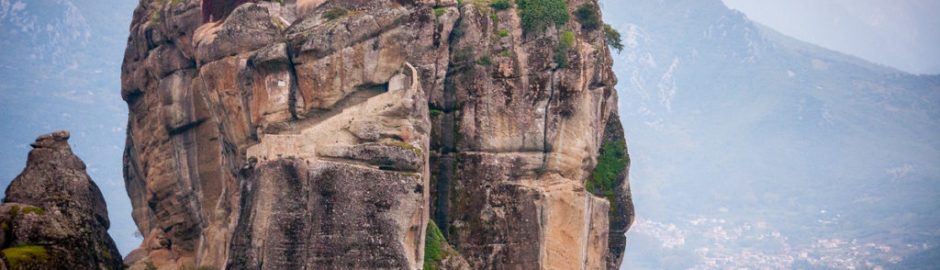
[722,0,940,75]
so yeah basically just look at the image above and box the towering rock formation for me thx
[0,131,123,270]
[120,0,633,269]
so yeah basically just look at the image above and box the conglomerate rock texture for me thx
[0,131,123,270]
[120,0,633,269]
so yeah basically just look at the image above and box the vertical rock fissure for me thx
[432,11,465,239]
[225,157,258,269]
[170,129,204,254]
[285,49,303,120]
[542,69,558,166]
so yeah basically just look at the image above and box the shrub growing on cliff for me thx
[477,55,493,66]
[587,139,627,208]
[517,0,569,34]
[554,31,576,68]
[604,24,624,53]
[554,47,568,68]
[490,0,512,10]
[574,4,600,30]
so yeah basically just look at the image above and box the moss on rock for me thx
[20,206,44,216]
[387,140,424,158]
[2,245,49,269]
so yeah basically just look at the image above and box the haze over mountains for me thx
[600,0,940,268]
[724,0,940,75]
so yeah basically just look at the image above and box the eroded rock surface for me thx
[121,0,633,269]
[0,131,123,270]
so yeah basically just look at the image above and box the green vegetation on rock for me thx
[559,31,575,49]
[423,221,446,270]
[517,0,569,34]
[574,4,600,30]
[7,205,43,217]
[554,49,568,68]
[148,0,176,25]
[322,7,348,21]
[21,206,44,215]
[149,8,162,25]
[554,31,576,68]
[603,24,624,53]
[434,7,447,17]
[430,108,443,117]
[477,55,493,66]
[2,245,49,269]
[498,29,510,37]
[490,0,512,10]
[587,139,627,209]
[387,140,423,157]
[271,17,288,30]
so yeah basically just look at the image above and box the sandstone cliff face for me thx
[120,0,632,269]
[0,131,123,270]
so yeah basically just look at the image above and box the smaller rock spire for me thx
[0,131,122,270]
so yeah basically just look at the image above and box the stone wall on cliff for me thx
[120,0,633,269]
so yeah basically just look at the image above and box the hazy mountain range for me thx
[724,0,940,75]
[599,0,940,268]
